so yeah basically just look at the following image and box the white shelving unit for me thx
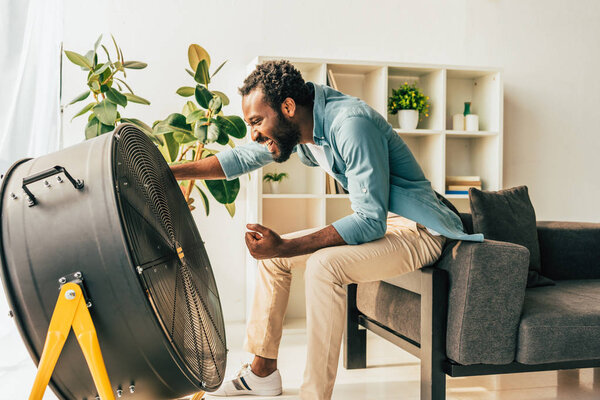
[245,57,503,321]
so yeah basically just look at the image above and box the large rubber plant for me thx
[152,44,247,217]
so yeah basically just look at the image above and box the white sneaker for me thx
[208,363,282,397]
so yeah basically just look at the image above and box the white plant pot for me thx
[269,181,280,194]
[398,109,419,130]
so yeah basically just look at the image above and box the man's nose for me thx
[251,128,259,142]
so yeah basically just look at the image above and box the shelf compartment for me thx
[327,63,387,116]
[445,135,501,192]
[397,132,445,194]
[446,69,501,132]
[262,198,324,236]
[387,67,445,131]
[325,197,353,226]
[262,153,323,195]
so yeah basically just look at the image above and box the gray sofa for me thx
[344,212,600,399]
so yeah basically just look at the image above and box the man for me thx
[171,60,483,399]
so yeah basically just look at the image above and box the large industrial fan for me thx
[0,124,227,399]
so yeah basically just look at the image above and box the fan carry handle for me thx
[28,281,115,400]
[22,165,84,207]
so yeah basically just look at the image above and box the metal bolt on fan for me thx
[0,124,227,399]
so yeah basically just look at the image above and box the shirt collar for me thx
[308,82,326,144]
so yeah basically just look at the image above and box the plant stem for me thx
[184,142,205,201]
[176,144,195,162]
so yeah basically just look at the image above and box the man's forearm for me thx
[170,156,226,180]
[281,225,347,257]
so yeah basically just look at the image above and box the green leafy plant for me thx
[262,172,289,183]
[387,82,430,118]
[64,34,151,139]
[152,44,247,217]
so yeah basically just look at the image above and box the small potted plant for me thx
[263,172,288,194]
[388,82,430,130]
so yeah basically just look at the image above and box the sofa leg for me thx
[344,284,366,369]
[420,268,448,400]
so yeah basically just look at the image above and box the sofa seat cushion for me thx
[356,281,420,344]
[516,279,600,364]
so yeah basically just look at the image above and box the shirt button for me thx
[362,188,367,193]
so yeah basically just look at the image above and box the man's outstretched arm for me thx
[170,156,226,180]
[245,223,347,259]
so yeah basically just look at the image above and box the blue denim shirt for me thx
[216,83,484,245]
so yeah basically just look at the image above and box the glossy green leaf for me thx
[194,85,213,108]
[209,96,222,114]
[182,101,197,117]
[176,86,195,97]
[195,184,210,216]
[217,115,247,138]
[93,34,103,51]
[68,91,90,106]
[153,113,193,137]
[194,60,210,85]
[207,122,220,143]
[188,44,211,70]
[211,60,227,78]
[186,109,206,124]
[205,175,240,204]
[93,100,117,125]
[216,130,229,145]
[101,44,112,64]
[124,93,150,105]
[162,132,179,162]
[224,202,236,217]
[85,116,114,139]
[71,102,95,121]
[92,62,110,76]
[64,50,92,70]
[212,90,230,106]
[194,123,207,142]
[106,88,127,107]
[114,77,134,94]
[123,61,147,69]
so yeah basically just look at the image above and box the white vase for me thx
[465,114,479,131]
[269,181,280,194]
[452,114,465,131]
[398,110,419,130]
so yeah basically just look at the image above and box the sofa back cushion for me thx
[469,186,554,288]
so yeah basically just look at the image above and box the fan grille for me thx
[113,125,226,391]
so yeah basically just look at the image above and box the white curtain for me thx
[0,0,63,173]
[0,0,62,398]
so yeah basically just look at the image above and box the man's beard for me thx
[270,112,301,163]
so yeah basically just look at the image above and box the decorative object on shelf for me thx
[463,101,479,131]
[446,175,482,195]
[263,171,289,194]
[153,44,247,217]
[64,34,151,140]
[388,82,430,130]
[452,113,465,131]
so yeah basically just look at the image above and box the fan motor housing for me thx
[0,125,226,399]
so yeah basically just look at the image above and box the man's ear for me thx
[281,97,296,118]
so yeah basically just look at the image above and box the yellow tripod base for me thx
[190,391,205,399]
[28,282,115,400]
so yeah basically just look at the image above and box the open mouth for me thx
[265,139,277,154]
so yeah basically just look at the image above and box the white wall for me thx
[61,0,600,322]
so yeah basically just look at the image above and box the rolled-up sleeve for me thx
[215,141,278,180]
[331,117,389,245]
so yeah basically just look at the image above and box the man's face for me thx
[242,89,301,163]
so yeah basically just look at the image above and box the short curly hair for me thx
[239,60,313,112]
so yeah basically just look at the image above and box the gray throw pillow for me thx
[469,186,555,288]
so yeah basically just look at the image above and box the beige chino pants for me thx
[244,215,446,400]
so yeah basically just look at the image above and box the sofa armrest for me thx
[436,239,529,365]
[537,221,600,280]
